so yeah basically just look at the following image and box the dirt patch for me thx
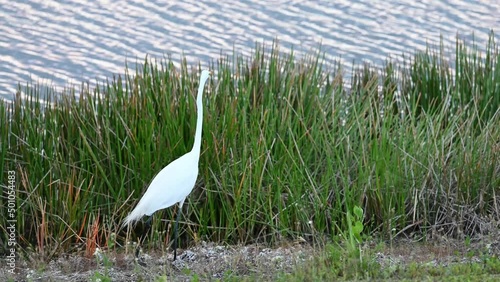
[374,236,500,270]
[2,235,499,281]
[2,241,314,281]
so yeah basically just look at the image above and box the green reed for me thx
[0,33,498,257]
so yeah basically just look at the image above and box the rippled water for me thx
[0,0,498,98]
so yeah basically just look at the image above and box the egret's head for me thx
[200,70,212,83]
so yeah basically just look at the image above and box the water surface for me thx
[0,0,498,98]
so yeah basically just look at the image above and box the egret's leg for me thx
[143,215,153,243]
[144,215,153,229]
[135,215,153,261]
[173,201,184,261]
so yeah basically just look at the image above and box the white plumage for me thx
[122,151,199,225]
[123,70,211,260]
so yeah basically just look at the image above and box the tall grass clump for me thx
[1,33,499,258]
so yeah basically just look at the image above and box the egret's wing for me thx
[123,151,199,225]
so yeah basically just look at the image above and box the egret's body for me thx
[123,152,198,220]
[123,70,211,261]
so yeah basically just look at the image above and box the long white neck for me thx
[191,72,210,155]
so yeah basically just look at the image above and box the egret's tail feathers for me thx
[122,206,145,227]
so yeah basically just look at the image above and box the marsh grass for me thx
[1,33,499,259]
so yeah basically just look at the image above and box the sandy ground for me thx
[2,234,499,282]
[4,240,313,281]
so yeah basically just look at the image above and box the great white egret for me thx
[123,69,211,261]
